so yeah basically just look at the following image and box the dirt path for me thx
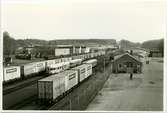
[86,58,163,111]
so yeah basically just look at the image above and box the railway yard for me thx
[2,0,165,111]
[2,49,164,111]
[3,51,111,110]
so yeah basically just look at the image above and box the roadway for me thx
[86,58,163,111]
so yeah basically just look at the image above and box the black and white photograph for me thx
[0,0,166,112]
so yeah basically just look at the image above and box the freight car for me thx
[46,62,70,75]
[71,64,87,82]
[35,61,46,74]
[38,70,78,103]
[3,66,21,82]
[83,59,97,67]
[21,63,37,78]
[83,64,92,78]
[69,59,82,68]
[37,63,93,103]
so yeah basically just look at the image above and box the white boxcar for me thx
[84,64,92,78]
[3,66,21,82]
[38,70,78,101]
[63,70,78,91]
[71,64,87,82]
[83,59,97,67]
[36,61,46,73]
[21,63,37,77]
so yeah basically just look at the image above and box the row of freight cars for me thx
[3,51,104,82]
[38,63,93,103]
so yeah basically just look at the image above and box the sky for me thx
[1,0,166,43]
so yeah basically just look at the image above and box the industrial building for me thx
[55,45,89,56]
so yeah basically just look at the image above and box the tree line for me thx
[3,31,164,56]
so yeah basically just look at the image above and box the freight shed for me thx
[112,53,142,73]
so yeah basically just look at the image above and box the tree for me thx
[3,31,16,56]
[158,39,164,57]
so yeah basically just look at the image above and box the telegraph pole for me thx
[104,57,105,74]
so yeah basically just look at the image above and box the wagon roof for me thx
[38,75,62,81]
[72,64,87,69]
[84,59,97,63]
[70,59,82,63]
[49,61,69,67]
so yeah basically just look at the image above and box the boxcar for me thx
[36,61,46,73]
[84,64,92,78]
[3,66,21,82]
[38,70,78,102]
[71,64,87,82]
[21,63,37,77]
[38,75,65,101]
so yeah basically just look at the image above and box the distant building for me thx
[149,50,163,57]
[112,53,142,73]
[55,45,73,56]
[124,47,149,57]
[55,45,88,56]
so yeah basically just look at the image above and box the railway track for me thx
[8,95,37,110]
[3,75,47,95]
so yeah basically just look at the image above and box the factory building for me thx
[55,45,89,56]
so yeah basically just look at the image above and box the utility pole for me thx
[104,57,105,75]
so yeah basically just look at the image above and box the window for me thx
[127,62,133,67]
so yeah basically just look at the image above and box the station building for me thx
[112,53,142,73]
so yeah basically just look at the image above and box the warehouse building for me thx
[55,45,74,56]
[55,45,89,56]
[112,53,142,73]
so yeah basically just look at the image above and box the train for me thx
[38,63,93,103]
[3,51,105,83]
